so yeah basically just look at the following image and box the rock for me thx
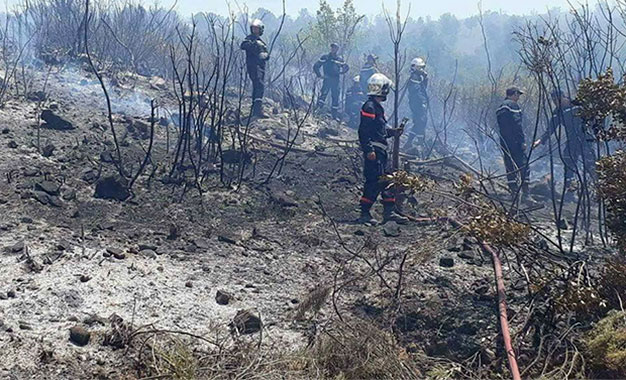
[138,243,157,251]
[69,325,91,346]
[216,290,233,305]
[27,90,47,102]
[41,110,74,130]
[457,250,475,260]
[7,140,17,149]
[383,223,401,237]
[139,249,157,259]
[80,275,91,283]
[100,151,114,163]
[167,224,179,240]
[218,233,238,245]
[106,248,125,260]
[18,321,32,330]
[558,219,570,230]
[1,127,8,134]
[23,168,39,177]
[41,143,56,157]
[270,191,298,207]
[439,257,455,268]
[193,238,210,249]
[62,188,76,201]
[317,127,339,138]
[82,169,99,184]
[64,289,84,308]
[32,191,50,205]
[35,181,61,196]
[11,241,25,253]
[94,176,130,201]
[7,289,16,298]
[230,310,262,335]
[354,229,365,236]
[185,281,193,288]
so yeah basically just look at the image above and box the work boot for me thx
[358,205,379,226]
[383,204,409,225]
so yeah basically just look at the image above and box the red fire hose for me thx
[408,216,522,380]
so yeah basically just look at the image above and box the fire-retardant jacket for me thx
[496,99,525,148]
[358,97,394,154]
[240,34,269,71]
[313,53,349,78]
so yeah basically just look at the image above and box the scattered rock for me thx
[457,250,475,260]
[216,290,233,305]
[218,233,238,245]
[230,310,262,335]
[317,127,339,138]
[69,325,91,346]
[35,181,61,196]
[100,151,114,163]
[185,281,193,288]
[383,223,401,237]
[7,140,17,149]
[80,275,91,283]
[32,191,50,205]
[439,257,455,268]
[23,168,39,177]
[64,289,84,308]
[193,238,210,249]
[11,241,25,253]
[94,176,130,201]
[41,143,56,157]
[222,149,252,164]
[558,219,570,230]
[41,110,75,131]
[139,249,157,259]
[27,90,47,102]
[1,127,9,134]
[62,188,76,201]
[354,229,365,236]
[138,243,157,251]
[82,169,99,184]
[270,190,298,207]
[7,289,16,298]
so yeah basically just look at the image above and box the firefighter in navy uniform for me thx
[532,90,597,201]
[358,73,409,225]
[240,19,269,118]
[359,54,378,94]
[314,43,349,119]
[496,87,531,200]
[344,75,363,129]
[404,57,429,149]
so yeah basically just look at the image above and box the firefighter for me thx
[314,43,349,119]
[344,75,363,129]
[240,19,269,118]
[359,54,378,94]
[358,73,409,225]
[532,90,597,201]
[404,57,429,149]
[496,87,531,199]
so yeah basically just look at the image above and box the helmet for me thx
[366,54,378,63]
[250,19,265,35]
[411,57,426,70]
[353,75,360,83]
[367,73,393,97]
[330,42,339,49]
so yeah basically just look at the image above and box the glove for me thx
[367,151,377,161]
[259,52,269,61]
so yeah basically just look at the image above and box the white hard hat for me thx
[411,57,426,68]
[250,19,265,35]
[367,73,393,97]
[353,75,360,83]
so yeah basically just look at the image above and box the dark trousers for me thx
[563,142,596,188]
[317,77,340,114]
[360,149,395,206]
[247,64,265,114]
[408,104,428,141]
[501,140,529,194]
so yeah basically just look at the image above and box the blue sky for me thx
[170,0,574,18]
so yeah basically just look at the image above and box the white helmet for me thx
[367,73,393,97]
[411,57,426,70]
[353,75,360,83]
[250,19,265,35]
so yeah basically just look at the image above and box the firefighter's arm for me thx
[358,106,377,156]
[313,56,325,77]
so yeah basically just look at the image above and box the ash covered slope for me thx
[0,66,585,379]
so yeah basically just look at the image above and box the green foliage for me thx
[310,0,363,52]
[584,310,626,378]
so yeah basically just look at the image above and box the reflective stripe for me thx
[360,197,374,204]
[496,105,522,113]
[253,98,263,103]
[361,110,376,119]
[370,142,387,150]
[382,198,396,203]
[331,105,340,109]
